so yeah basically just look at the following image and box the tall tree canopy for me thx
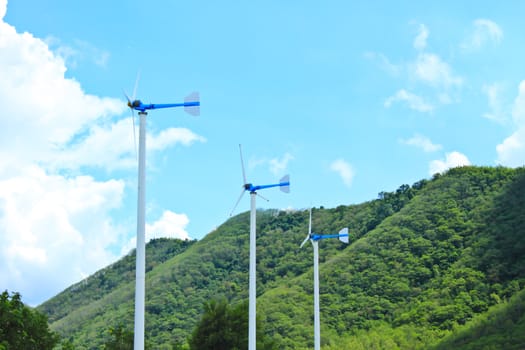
[0,290,59,350]
[189,298,275,350]
[102,324,134,350]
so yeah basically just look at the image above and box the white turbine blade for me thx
[279,174,290,193]
[229,189,246,216]
[123,89,132,104]
[122,90,137,159]
[239,144,247,185]
[300,234,310,248]
[300,208,312,248]
[184,91,200,116]
[339,227,349,244]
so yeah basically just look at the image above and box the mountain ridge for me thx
[38,166,525,349]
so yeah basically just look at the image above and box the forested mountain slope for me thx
[38,166,525,349]
[431,288,525,350]
[39,238,195,325]
[259,166,525,349]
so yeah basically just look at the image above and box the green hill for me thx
[431,288,525,350]
[37,166,525,349]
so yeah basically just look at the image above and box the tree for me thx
[59,339,76,350]
[189,298,276,350]
[103,324,134,350]
[0,290,59,350]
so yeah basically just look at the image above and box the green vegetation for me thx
[0,291,59,350]
[38,238,195,325]
[101,324,134,350]
[431,287,525,350]
[189,298,275,350]
[35,166,525,349]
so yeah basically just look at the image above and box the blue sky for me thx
[1,0,525,305]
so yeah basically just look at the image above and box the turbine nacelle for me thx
[300,209,349,248]
[124,90,200,114]
[243,175,290,194]
[229,145,291,216]
[128,100,142,109]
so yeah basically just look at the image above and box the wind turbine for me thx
[300,208,349,350]
[230,144,290,350]
[125,88,200,350]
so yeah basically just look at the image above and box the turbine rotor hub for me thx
[128,100,141,108]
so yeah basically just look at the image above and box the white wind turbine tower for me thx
[300,208,349,350]
[125,84,200,350]
[230,144,290,350]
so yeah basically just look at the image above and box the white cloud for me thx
[414,24,429,50]
[246,152,294,177]
[44,119,205,172]
[400,134,442,152]
[330,159,355,188]
[247,156,267,172]
[0,16,125,172]
[462,19,503,51]
[429,151,471,175]
[120,210,190,255]
[412,53,463,88]
[269,152,294,176]
[371,24,461,110]
[512,81,525,125]
[496,81,525,167]
[146,210,190,241]
[0,0,5,20]
[482,83,507,123]
[45,37,111,69]
[385,89,434,112]
[0,165,125,306]
[148,127,206,151]
[0,3,203,305]
[49,118,136,171]
[496,128,525,167]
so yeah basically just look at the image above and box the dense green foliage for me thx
[189,298,275,350]
[37,238,195,349]
[431,287,525,350]
[101,324,134,350]
[39,238,195,325]
[37,166,525,349]
[0,291,59,350]
[258,166,525,349]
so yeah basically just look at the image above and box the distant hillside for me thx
[39,238,195,325]
[431,288,525,350]
[38,166,525,349]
